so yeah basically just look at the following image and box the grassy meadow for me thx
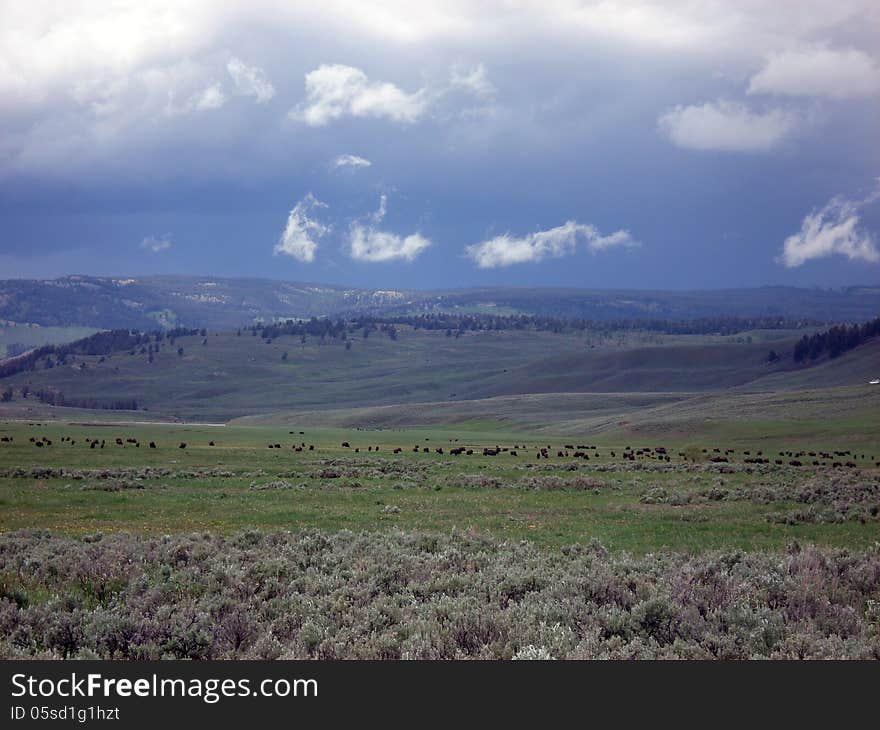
[2,416,879,659]
[1,417,877,554]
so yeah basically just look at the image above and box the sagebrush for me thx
[1,530,878,659]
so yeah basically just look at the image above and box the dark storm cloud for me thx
[1,2,878,287]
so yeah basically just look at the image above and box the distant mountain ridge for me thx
[1,275,878,330]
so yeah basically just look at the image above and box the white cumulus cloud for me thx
[348,195,430,262]
[349,225,431,262]
[779,183,880,267]
[291,64,430,126]
[227,57,275,102]
[465,221,637,268]
[141,233,172,253]
[658,99,795,151]
[274,193,330,263]
[333,153,372,169]
[748,47,880,99]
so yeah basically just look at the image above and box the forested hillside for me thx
[1,276,878,330]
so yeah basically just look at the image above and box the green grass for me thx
[235,384,880,450]
[1,420,877,554]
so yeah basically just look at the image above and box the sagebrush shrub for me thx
[0,530,878,659]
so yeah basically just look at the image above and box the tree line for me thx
[253,318,399,343]
[0,327,201,379]
[254,313,831,341]
[346,313,825,337]
[793,316,880,363]
[0,384,137,410]
[33,387,138,410]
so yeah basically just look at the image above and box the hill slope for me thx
[233,384,880,447]
[1,321,877,422]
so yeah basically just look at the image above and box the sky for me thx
[1,1,879,290]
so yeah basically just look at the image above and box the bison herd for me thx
[5,433,188,451]
[268,442,315,452]
[1,428,878,470]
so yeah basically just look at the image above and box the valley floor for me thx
[1,415,878,659]
[1,419,878,551]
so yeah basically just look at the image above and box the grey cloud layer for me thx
[2,2,877,174]
[659,42,879,153]
[1,2,877,280]
[748,47,880,99]
[658,101,796,152]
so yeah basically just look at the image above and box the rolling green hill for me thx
[745,337,880,391]
[233,383,880,446]
[452,339,783,398]
[1,318,877,424]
